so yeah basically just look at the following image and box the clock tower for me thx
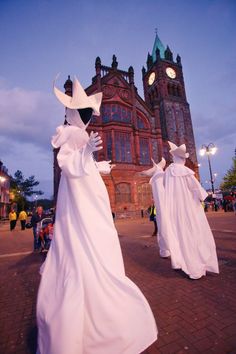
[142,33,198,171]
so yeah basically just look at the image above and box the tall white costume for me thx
[164,142,219,279]
[36,77,157,354]
[140,158,171,258]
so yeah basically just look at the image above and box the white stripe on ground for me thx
[0,251,32,259]
[211,229,236,234]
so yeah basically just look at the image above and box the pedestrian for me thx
[233,198,236,215]
[163,142,219,279]
[148,202,158,236]
[214,200,217,211]
[18,209,27,230]
[30,206,46,251]
[222,199,227,212]
[9,209,17,231]
[36,77,157,354]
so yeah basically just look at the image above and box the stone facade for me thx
[53,35,198,217]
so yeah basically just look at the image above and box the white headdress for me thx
[53,75,103,128]
[54,75,102,113]
[168,141,189,159]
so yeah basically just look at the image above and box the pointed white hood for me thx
[53,75,103,115]
[168,141,189,159]
[65,108,90,129]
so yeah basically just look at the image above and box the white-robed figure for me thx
[140,158,171,258]
[36,77,157,354]
[164,142,219,279]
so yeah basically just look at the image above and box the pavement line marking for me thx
[0,251,32,259]
[211,229,236,234]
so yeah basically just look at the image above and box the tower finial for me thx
[155,27,158,35]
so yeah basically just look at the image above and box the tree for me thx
[10,170,43,210]
[220,155,236,191]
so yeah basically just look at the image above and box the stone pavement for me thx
[0,211,235,354]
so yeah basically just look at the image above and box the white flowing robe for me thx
[36,125,157,354]
[150,170,171,258]
[164,160,219,279]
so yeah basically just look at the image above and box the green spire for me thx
[152,33,165,61]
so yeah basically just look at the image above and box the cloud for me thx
[0,81,65,196]
[193,99,236,188]
[0,83,64,152]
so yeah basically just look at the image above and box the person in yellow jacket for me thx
[9,210,17,231]
[148,203,158,236]
[19,210,28,230]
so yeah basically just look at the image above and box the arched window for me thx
[115,132,132,163]
[177,109,185,141]
[115,183,131,203]
[151,139,158,161]
[167,107,177,133]
[106,131,112,160]
[137,183,152,208]
[101,104,131,123]
[155,87,159,98]
[139,138,150,165]
[177,86,181,97]
[168,83,174,96]
[102,105,111,123]
[137,116,148,130]
[172,107,177,132]
[162,144,169,160]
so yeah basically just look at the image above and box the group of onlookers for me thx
[8,206,55,252]
[8,209,28,231]
[222,198,236,213]
[203,198,236,213]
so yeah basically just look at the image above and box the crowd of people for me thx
[8,208,28,231]
[8,206,55,252]
[203,198,236,212]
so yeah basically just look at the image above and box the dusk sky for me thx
[0,0,235,198]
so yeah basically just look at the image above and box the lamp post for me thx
[199,143,217,195]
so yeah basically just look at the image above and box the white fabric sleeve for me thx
[95,161,112,175]
[150,170,165,185]
[57,144,92,178]
[186,175,208,202]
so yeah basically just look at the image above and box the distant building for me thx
[0,160,10,219]
[54,34,198,217]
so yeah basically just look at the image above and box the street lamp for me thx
[34,194,38,207]
[199,143,217,195]
[0,176,6,183]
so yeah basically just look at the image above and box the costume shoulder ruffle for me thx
[168,163,195,177]
[51,125,89,149]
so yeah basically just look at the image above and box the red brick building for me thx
[54,34,198,217]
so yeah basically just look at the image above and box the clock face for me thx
[148,72,156,86]
[166,67,176,79]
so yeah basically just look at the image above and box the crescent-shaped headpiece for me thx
[168,141,189,159]
[53,75,102,116]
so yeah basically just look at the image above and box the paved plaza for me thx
[0,211,236,354]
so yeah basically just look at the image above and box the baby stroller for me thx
[36,217,54,252]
